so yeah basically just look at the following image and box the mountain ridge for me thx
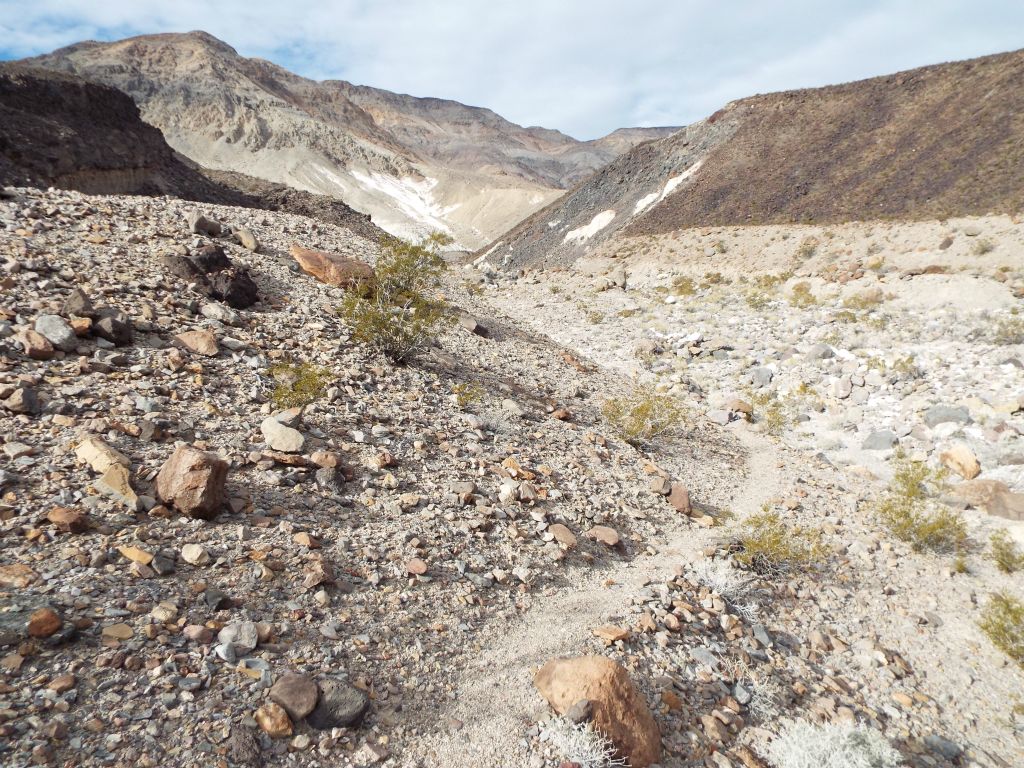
[485,47,1024,270]
[22,31,676,247]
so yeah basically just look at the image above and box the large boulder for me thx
[289,245,374,289]
[155,445,228,519]
[534,655,661,767]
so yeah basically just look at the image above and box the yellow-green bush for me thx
[979,592,1024,666]
[338,232,452,362]
[989,529,1024,574]
[736,509,829,577]
[873,456,966,553]
[600,386,687,445]
[269,362,330,409]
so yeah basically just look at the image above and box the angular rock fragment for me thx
[155,445,228,519]
[289,244,374,289]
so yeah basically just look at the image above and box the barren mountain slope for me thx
[487,48,1024,270]
[24,31,673,247]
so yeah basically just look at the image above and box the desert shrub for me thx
[843,290,884,311]
[735,510,829,577]
[749,391,788,436]
[789,281,819,308]
[540,717,626,768]
[671,275,697,295]
[768,720,903,768]
[795,236,820,261]
[873,455,966,553]
[972,238,995,256]
[992,315,1024,345]
[600,386,687,445]
[337,232,452,362]
[452,382,484,409]
[979,592,1024,666]
[268,362,330,410]
[989,529,1024,573]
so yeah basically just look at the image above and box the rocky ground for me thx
[1,189,1022,768]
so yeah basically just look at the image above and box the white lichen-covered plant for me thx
[768,720,904,768]
[540,717,627,768]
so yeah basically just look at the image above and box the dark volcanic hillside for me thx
[0,63,234,200]
[488,48,1024,270]
[0,64,384,239]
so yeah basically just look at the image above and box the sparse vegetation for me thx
[671,275,697,295]
[268,362,330,410]
[600,386,687,445]
[735,509,829,577]
[843,290,884,311]
[979,592,1024,666]
[972,238,995,256]
[795,236,820,261]
[789,281,820,308]
[989,529,1024,573]
[452,382,484,409]
[873,455,966,553]
[768,720,903,768]
[337,232,453,362]
[992,315,1024,345]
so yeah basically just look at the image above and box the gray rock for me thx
[94,315,132,346]
[501,399,526,418]
[3,387,40,414]
[35,314,77,351]
[217,621,258,656]
[187,211,223,237]
[261,416,304,453]
[863,430,898,450]
[806,343,834,360]
[233,227,259,252]
[62,288,96,318]
[923,734,962,760]
[306,679,369,730]
[707,409,730,426]
[923,405,971,428]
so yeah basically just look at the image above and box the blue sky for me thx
[1,0,1021,139]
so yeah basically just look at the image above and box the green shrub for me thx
[268,362,330,409]
[600,387,687,445]
[736,509,829,577]
[337,232,452,362]
[989,529,1024,573]
[873,456,966,553]
[979,592,1024,666]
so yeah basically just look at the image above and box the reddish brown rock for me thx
[28,608,62,638]
[534,655,661,767]
[155,445,228,519]
[289,245,374,289]
[269,673,319,720]
[667,483,691,515]
[255,702,293,738]
[47,507,89,533]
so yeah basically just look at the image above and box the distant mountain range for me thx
[21,32,675,247]
[487,48,1024,269]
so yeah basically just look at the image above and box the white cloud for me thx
[0,0,1021,138]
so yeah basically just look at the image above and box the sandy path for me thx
[407,427,784,767]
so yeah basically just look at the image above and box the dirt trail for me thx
[408,404,785,766]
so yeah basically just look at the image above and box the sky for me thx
[0,0,1021,140]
